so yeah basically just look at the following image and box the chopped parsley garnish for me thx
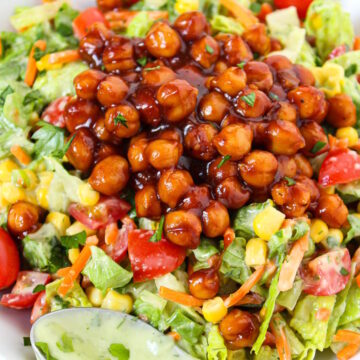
[36,342,55,360]
[285,176,296,186]
[345,63,358,77]
[144,65,161,72]
[60,231,87,249]
[241,92,256,107]
[137,57,147,66]
[109,343,130,360]
[269,92,279,101]
[311,141,326,154]
[32,284,46,294]
[237,61,246,69]
[114,114,128,128]
[149,215,165,243]
[0,85,14,106]
[205,44,214,54]
[23,337,31,347]
[340,267,349,276]
[217,155,231,168]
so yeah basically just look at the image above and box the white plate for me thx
[1,0,360,359]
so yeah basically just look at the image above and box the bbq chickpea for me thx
[265,120,305,155]
[315,194,348,228]
[185,124,218,161]
[208,157,238,185]
[141,63,176,87]
[212,67,246,96]
[64,98,101,133]
[89,155,129,195]
[190,35,220,69]
[268,101,297,123]
[79,29,105,67]
[294,64,315,86]
[157,79,198,122]
[235,89,271,118]
[66,128,96,172]
[95,143,118,163]
[188,269,220,299]
[223,35,253,66]
[103,36,136,72]
[127,138,149,172]
[105,104,140,138]
[220,309,260,349]
[164,210,202,248]
[96,75,128,107]
[299,120,329,156]
[239,150,278,188]
[173,11,209,41]
[199,92,229,123]
[7,201,40,236]
[277,155,297,178]
[264,55,292,71]
[326,94,356,128]
[158,169,193,208]
[213,123,253,160]
[288,86,328,123]
[296,175,320,204]
[180,186,211,214]
[145,139,182,169]
[244,61,273,92]
[145,22,181,58]
[215,177,250,209]
[135,185,162,219]
[93,117,112,142]
[74,69,105,100]
[132,87,161,127]
[202,200,230,238]
[293,154,313,178]
[158,128,182,142]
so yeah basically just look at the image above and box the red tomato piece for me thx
[128,230,186,282]
[41,96,71,128]
[0,271,51,309]
[318,148,360,186]
[0,228,20,291]
[300,248,351,296]
[68,196,131,230]
[103,217,136,263]
[273,0,313,18]
[30,291,48,324]
[73,8,108,39]
[328,45,348,60]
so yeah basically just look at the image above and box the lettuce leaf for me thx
[254,346,278,360]
[207,325,227,360]
[210,15,243,35]
[339,279,360,326]
[193,238,219,271]
[126,12,154,37]
[276,279,303,311]
[344,214,360,244]
[336,180,360,204]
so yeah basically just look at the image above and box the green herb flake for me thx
[144,65,161,72]
[269,92,279,101]
[56,333,74,353]
[33,46,47,61]
[237,61,246,69]
[114,114,128,128]
[217,155,231,169]
[32,284,46,294]
[249,2,261,14]
[60,231,86,249]
[340,267,349,276]
[240,92,256,107]
[285,176,296,186]
[36,342,56,360]
[311,141,326,154]
[109,343,130,360]
[205,44,214,54]
[0,85,14,106]
[23,337,31,347]
[345,63,358,77]
[137,57,148,66]
[149,215,165,243]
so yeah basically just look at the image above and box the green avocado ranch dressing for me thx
[32,309,196,360]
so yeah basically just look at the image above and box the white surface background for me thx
[0,0,360,359]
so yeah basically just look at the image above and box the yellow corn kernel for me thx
[310,219,329,243]
[86,286,104,307]
[101,291,133,313]
[311,14,322,30]
[327,228,344,244]
[38,171,54,187]
[245,238,268,266]
[78,183,100,207]
[0,185,9,208]
[174,0,199,14]
[202,297,228,324]
[36,186,49,209]
[253,206,285,240]
[46,212,71,236]
[36,54,63,71]
[66,221,96,237]
[68,248,80,264]
[0,159,19,182]
[336,127,359,147]
[1,183,26,203]
[25,192,37,205]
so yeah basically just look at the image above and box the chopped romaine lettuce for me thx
[339,279,360,326]
[337,180,360,204]
[192,237,219,271]
[0,124,33,160]
[126,12,154,38]
[210,15,243,35]
[328,50,360,74]
[268,227,292,260]
[54,3,79,37]
[207,325,227,360]
[305,0,354,61]
[344,214,360,244]
[276,279,303,311]
[82,246,133,292]
[155,273,186,292]
[254,346,278,360]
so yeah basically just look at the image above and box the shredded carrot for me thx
[224,265,265,308]
[159,286,204,307]
[334,330,360,345]
[270,319,291,360]
[57,244,93,297]
[354,37,360,51]
[257,3,273,22]
[105,223,119,245]
[337,344,360,360]
[218,0,258,29]
[278,233,309,292]
[56,267,71,278]
[25,40,46,87]
[10,145,31,165]
[46,49,80,65]
[315,308,331,321]
[168,331,181,341]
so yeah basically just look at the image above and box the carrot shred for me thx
[354,37,360,51]
[356,273,360,288]
[56,267,71,277]
[46,49,80,65]
[218,0,258,29]
[10,145,31,165]
[337,344,360,360]
[105,223,119,245]
[224,265,265,308]
[270,319,291,360]
[168,331,181,341]
[25,40,46,87]
[257,3,273,22]
[334,330,360,345]
[159,286,204,307]
[315,308,331,321]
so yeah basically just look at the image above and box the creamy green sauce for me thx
[33,309,196,360]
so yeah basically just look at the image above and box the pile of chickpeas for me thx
[7,7,358,349]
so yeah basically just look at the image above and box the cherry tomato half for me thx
[273,0,313,19]
[41,96,71,128]
[318,148,360,186]
[128,230,186,282]
[73,8,108,39]
[300,248,351,296]
[30,291,48,324]
[0,228,20,290]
